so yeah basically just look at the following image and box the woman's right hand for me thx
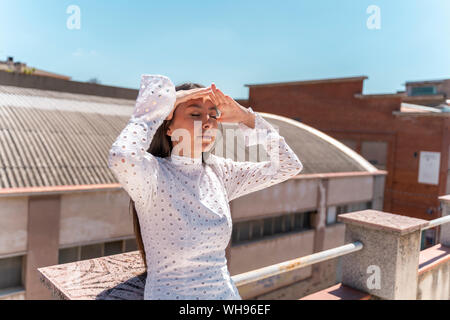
[166,87,214,120]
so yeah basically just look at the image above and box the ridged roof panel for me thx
[0,85,373,189]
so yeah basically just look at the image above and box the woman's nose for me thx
[202,115,214,129]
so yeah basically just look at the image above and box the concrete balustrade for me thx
[38,205,450,300]
[337,209,428,300]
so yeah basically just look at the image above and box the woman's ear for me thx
[165,120,173,137]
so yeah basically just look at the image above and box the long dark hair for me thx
[130,82,208,271]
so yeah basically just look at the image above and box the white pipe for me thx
[232,241,363,285]
[421,215,450,230]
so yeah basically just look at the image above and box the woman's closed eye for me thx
[191,113,217,119]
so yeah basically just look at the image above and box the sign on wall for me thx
[418,151,440,185]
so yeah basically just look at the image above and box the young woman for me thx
[108,74,303,300]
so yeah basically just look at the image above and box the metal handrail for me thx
[421,215,450,230]
[231,241,363,285]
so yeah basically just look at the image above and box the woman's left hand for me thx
[209,83,252,125]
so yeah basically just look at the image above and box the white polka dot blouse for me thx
[108,74,303,300]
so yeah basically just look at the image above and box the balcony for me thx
[38,195,450,300]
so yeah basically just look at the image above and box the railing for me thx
[233,200,450,299]
[232,241,363,286]
[421,214,450,230]
[234,212,450,286]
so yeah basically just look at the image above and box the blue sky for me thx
[1,0,449,99]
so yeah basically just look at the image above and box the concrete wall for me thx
[1,173,380,299]
[230,179,318,221]
[0,190,134,256]
[231,176,375,222]
[59,190,133,246]
[327,176,373,206]
[417,259,450,300]
[229,229,315,276]
[0,196,28,256]
[0,188,136,300]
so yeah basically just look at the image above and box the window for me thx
[421,229,436,250]
[231,211,314,246]
[273,216,284,234]
[326,206,337,225]
[0,255,24,291]
[58,247,79,264]
[263,218,273,237]
[80,243,103,260]
[251,220,264,239]
[238,221,251,242]
[327,201,373,226]
[104,240,123,256]
[58,237,137,264]
[124,238,138,252]
[411,86,437,96]
[294,212,307,230]
[361,141,388,170]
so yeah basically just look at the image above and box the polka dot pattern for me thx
[108,75,303,300]
[208,107,304,202]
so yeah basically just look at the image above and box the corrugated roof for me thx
[0,84,372,189]
[0,85,134,188]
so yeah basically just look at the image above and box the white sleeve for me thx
[209,107,303,202]
[107,74,177,208]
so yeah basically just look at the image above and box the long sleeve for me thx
[209,107,303,202]
[107,74,177,208]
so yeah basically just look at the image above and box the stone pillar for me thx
[311,179,328,283]
[25,195,61,300]
[439,195,450,247]
[337,209,428,300]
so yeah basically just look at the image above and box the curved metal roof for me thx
[211,112,375,174]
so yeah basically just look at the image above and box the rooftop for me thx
[0,56,72,81]
[244,76,368,88]
[405,79,449,86]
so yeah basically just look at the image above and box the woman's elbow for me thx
[291,154,303,175]
[295,159,303,175]
[107,146,128,172]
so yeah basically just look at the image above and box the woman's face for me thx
[166,97,219,158]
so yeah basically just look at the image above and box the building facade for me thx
[242,76,450,247]
[0,73,384,299]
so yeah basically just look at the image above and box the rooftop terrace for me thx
[38,195,450,300]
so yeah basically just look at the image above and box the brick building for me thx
[242,76,450,245]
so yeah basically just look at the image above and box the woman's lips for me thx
[198,135,213,141]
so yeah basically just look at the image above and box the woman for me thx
[108,74,303,300]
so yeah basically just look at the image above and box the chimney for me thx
[6,56,14,68]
